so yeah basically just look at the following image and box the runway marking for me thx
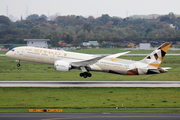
[0,81,180,87]
[42,115,180,120]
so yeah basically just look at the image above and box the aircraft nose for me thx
[6,51,11,57]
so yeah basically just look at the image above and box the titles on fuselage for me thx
[26,48,61,55]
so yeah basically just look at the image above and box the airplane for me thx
[6,42,172,78]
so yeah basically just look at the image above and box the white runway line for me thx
[0,81,180,87]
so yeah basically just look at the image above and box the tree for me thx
[26,14,39,19]
[145,28,153,34]
[88,30,94,40]
[0,15,11,25]
[74,25,81,34]
[106,21,114,27]
[45,33,53,40]
[128,43,134,48]
[160,16,170,22]
[100,14,111,25]
[40,14,47,19]
[111,17,122,25]
[30,26,40,34]
[61,32,73,44]
[87,16,95,22]
[51,35,60,47]
[94,25,104,30]
[127,30,138,38]
[76,30,85,42]
[82,22,93,32]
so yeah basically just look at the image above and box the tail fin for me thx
[141,42,172,69]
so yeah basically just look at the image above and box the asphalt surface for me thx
[0,113,180,120]
[91,53,180,56]
[0,54,6,56]
[0,81,180,87]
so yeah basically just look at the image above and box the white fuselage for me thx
[6,42,172,77]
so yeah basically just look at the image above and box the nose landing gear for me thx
[16,60,20,67]
[17,63,20,67]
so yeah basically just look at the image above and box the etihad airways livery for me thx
[6,42,172,78]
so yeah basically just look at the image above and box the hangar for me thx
[24,39,50,48]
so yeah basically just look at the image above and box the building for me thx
[169,12,176,18]
[24,39,50,48]
[82,41,98,46]
[139,43,150,50]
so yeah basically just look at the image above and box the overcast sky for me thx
[0,0,180,20]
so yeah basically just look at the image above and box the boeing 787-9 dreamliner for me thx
[6,42,172,78]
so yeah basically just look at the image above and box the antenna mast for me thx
[7,5,8,17]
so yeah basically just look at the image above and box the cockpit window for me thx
[12,49,15,51]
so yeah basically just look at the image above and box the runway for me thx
[92,54,180,56]
[0,81,180,87]
[0,113,180,120]
[0,54,6,56]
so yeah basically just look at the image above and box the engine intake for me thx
[54,60,72,72]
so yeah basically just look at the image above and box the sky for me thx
[0,0,180,20]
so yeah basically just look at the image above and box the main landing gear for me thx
[79,66,92,78]
[79,72,92,78]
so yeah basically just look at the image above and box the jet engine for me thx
[54,60,72,72]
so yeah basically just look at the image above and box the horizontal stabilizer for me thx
[147,68,169,74]
[161,67,172,70]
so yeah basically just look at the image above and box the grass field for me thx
[0,50,8,54]
[71,48,180,54]
[0,44,26,47]
[1,47,180,114]
[0,87,180,109]
[0,55,180,81]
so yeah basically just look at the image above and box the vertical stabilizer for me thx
[141,42,172,69]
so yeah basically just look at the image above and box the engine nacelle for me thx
[54,60,72,72]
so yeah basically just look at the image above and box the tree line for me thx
[0,13,180,47]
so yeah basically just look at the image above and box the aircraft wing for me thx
[71,55,105,67]
[106,51,130,58]
[71,51,130,67]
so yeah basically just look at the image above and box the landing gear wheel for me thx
[87,73,92,77]
[79,73,84,77]
[79,72,92,78]
[84,72,92,77]
[83,74,87,78]
[17,63,20,67]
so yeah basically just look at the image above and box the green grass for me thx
[0,87,180,109]
[71,48,180,54]
[0,44,26,47]
[0,55,180,81]
[0,50,8,54]
[0,108,179,113]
